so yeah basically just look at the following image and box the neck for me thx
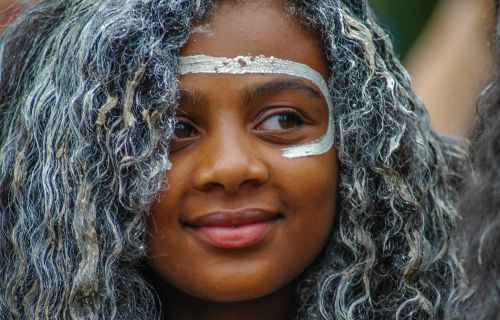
[158,281,297,320]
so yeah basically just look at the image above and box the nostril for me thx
[204,182,225,191]
[195,176,266,194]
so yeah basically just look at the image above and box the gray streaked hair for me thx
[0,0,467,319]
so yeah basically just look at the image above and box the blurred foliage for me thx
[369,0,440,58]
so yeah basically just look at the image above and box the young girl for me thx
[0,0,466,319]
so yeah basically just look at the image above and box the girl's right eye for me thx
[169,118,199,152]
[172,120,198,140]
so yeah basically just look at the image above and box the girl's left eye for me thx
[256,111,305,131]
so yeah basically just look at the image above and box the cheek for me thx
[271,150,338,260]
[148,157,192,224]
[274,150,338,212]
[146,164,187,263]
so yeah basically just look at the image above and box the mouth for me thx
[183,209,283,249]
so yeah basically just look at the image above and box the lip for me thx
[184,209,283,249]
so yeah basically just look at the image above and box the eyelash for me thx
[254,108,306,132]
[172,119,199,140]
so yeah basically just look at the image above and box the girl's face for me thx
[147,0,338,302]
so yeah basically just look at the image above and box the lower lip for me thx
[192,220,277,249]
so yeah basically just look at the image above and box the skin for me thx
[0,0,20,26]
[146,1,338,319]
[405,0,494,135]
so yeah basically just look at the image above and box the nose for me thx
[192,133,269,194]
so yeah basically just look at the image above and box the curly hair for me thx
[445,22,500,320]
[0,0,467,319]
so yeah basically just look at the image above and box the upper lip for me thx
[184,209,282,228]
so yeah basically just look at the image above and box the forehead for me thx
[180,0,329,80]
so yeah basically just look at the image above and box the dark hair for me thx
[0,0,467,318]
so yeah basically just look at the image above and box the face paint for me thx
[178,55,334,158]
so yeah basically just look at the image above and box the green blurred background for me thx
[369,0,440,58]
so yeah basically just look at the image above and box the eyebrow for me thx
[179,88,209,107]
[179,78,323,108]
[243,79,322,105]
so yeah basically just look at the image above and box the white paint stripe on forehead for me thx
[178,55,335,158]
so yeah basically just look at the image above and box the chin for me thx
[197,290,269,303]
[179,272,293,303]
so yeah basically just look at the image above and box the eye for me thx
[256,110,305,131]
[172,119,198,139]
[169,118,199,152]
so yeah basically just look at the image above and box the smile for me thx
[184,209,283,249]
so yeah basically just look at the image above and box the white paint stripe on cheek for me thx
[178,55,335,158]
